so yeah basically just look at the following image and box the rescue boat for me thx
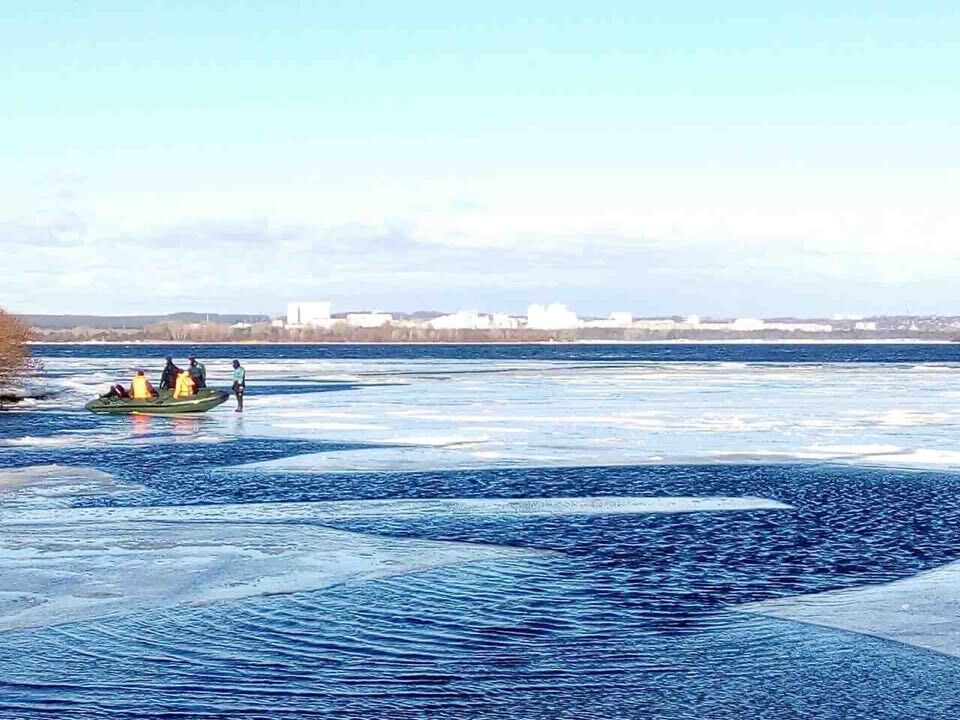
[85,388,230,415]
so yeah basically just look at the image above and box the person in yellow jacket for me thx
[129,371,157,399]
[173,370,196,399]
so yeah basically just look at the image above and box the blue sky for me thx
[3,2,959,316]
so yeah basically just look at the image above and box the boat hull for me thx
[85,388,230,415]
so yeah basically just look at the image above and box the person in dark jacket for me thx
[159,357,181,391]
[188,356,207,389]
[102,383,129,400]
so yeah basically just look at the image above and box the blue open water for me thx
[2,344,960,719]
[31,341,960,363]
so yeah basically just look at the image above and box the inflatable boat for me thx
[85,388,230,415]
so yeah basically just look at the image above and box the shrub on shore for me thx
[0,309,40,389]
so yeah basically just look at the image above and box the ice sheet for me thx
[0,490,789,631]
[223,362,960,474]
[736,560,960,658]
[707,445,960,470]
[0,520,538,631]
[0,465,141,510]
[31,356,960,473]
[4,495,793,527]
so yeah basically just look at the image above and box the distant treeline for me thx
[31,321,562,343]
[23,313,269,331]
[26,321,960,343]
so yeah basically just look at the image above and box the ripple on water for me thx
[3,557,960,720]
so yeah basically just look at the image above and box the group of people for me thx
[103,356,246,411]
[158,356,208,397]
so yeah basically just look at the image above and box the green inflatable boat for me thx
[85,388,230,415]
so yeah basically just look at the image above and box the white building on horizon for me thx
[430,310,492,330]
[346,312,393,328]
[490,312,521,330]
[764,321,833,332]
[584,312,633,329]
[730,318,765,332]
[728,318,833,333]
[287,301,332,327]
[633,318,682,331]
[526,303,580,330]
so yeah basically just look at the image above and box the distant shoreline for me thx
[28,338,959,346]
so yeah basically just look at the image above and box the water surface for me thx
[3,344,960,719]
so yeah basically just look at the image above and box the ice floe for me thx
[213,360,960,474]
[706,445,960,470]
[0,521,539,631]
[0,435,81,448]
[4,495,793,527]
[736,560,960,658]
[0,465,142,511]
[0,494,790,630]
[26,355,960,472]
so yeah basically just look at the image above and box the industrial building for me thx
[526,303,580,330]
[286,301,332,328]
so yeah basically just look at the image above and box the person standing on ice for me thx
[231,359,246,412]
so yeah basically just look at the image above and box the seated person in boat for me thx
[129,371,158,399]
[102,383,129,399]
[173,370,196,398]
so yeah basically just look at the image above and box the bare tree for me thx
[0,309,41,389]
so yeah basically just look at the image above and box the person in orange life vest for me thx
[129,371,157,399]
[173,370,195,399]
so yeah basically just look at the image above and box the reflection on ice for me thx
[736,560,960,658]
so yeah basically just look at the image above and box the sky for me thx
[2,1,959,317]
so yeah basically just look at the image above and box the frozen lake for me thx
[2,343,960,719]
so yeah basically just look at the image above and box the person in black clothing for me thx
[159,357,181,391]
[102,383,129,399]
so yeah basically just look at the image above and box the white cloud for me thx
[3,169,958,315]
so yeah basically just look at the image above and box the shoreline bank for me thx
[28,339,960,346]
